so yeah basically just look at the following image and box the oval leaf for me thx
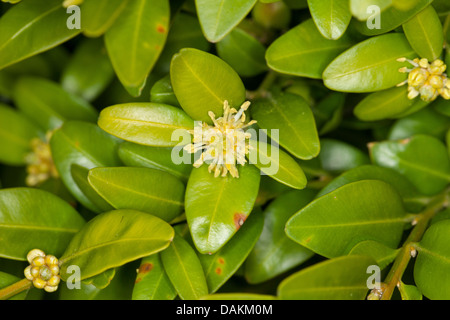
[82,0,129,37]
[266,19,355,79]
[171,48,246,123]
[251,92,320,160]
[59,209,174,281]
[98,103,194,147]
[285,180,407,258]
[185,164,261,254]
[0,188,85,260]
[88,167,185,222]
[348,240,399,270]
[323,33,416,92]
[307,0,352,40]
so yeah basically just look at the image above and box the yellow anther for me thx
[27,249,45,263]
[33,278,46,289]
[32,256,45,267]
[24,249,61,292]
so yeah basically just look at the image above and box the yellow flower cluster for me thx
[397,57,450,102]
[24,249,60,293]
[25,133,59,187]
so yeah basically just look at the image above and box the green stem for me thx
[0,278,32,300]
[379,189,449,300]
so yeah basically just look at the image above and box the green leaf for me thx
[414,220,450,299]
[170,48,246,123]
[402,5,444,61]
[98,103,194,147]
[160,234,209,300]
[247,139,307,190]
[0,103,40,166]
[398,281,423,300]
[350,0,391,21]
[104,0,170,96]
[252,1,292,30]
[370,135,450,195]
[348,240,399,270]
[307,0,352,40]
[388,108,450,141]
[0,0,80,70]
[81,0,129,37]
[434,97,450,117]
[316,139,370,173]
[0,188,85,260]
[88,167,185,222]
[50,121,122,212]
[61,38,115,101]
[202,293,277,300]
[0,272,29,300]
[277,255,376,300]
[82,268,116,290]
[185,164,261,254]
[266,19,355,79]
[317,164,425,213]
[70,164,114,213]
[118,142,192,183]
[59,209,174,281]
[353,0,433,36]
[198,209,264,293]
[132,254,177,300]
[216,28,267,77]
[251,92,320,160]
[245,189,316,284]
[323,33,416,93]
[354,86,429,121]
[286,180,407,258]
[150,75,181,108]
[13,77,98,131]
[195,0,257,43]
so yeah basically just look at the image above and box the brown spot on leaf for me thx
[138,263,153,274]
[135,277,142,284]
[234,213,247,230]
[218,257,225,265]
[156,24,166,34]
[215,267,222,275]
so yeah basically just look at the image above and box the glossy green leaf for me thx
[434,97,450,117]
[388,108,450,140]
[198,209,264,293]
[82,0,129,37]
[316,139,370,173]
[286,180,407,258]
[252,1,292,30]
[0,188,85,260]
[98,103,194,147]
[185,164,261,254]
[247,139,307,189]
[0,103,40,166]
[170,48,246,123]
[403,5,444,61]
[50,121,122,212]
[251,92,320,160]
[0,272,28,300]
[160,234,209,300]
[266,19,355,79]
[13,77,98,131]
[323,33,416,93]
[195,0,257,43]
[0,0,80,70]
[150,75,181,108]
[370,134,450,195]
[216,28,267,77]
[60,209,174,281]
[414,220,450,299]
[118,142,192,183]
[278,255,376,300]
[353,0,433,36]
[245,189,316,284]
[202,293,277,300]
[350,0,391,21]
[307,0,352,40]
[348,240,399,270]
[61,38,115,101]
[354,86,429,121]
[317,165,425,212]
[104,0,170,96]
[83,268,116,290]
[398,282,423,300]
[132,254,177,300]
[88,167,185,222]
[70,164,114,213]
